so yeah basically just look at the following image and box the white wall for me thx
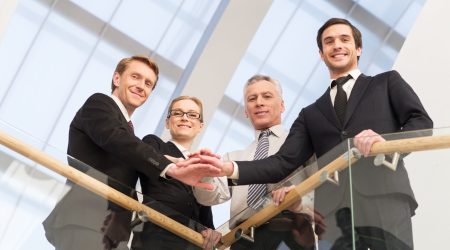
[394,0,450,248]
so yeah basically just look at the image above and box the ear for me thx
[113,72,121,88]
[356,47,362,57]
[280,100,285,113]
[319,49,325,61]
[165,118,169,129]
[244,108,249,118]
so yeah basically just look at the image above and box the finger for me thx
[272,191,281,205]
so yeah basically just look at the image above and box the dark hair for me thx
[316,18,362,52]
[111,55,159,92]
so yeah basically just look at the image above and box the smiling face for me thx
[244,80,285,130]
[112,60,157,116]
[319,24,362,79]
[166,99,203,144]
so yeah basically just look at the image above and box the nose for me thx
[255,96,264,106]
[181,113,189,120]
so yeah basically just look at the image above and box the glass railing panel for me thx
[347,127,448,250]
[0,121,215,250]
[216,138,356,249]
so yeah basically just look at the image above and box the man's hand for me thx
[201,228,221,250]
[166,157,221,190]
[354,129,385,157]
[189,148,221,159]
[177,154,234,177]
[272,185,302,212]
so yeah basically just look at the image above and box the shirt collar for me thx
[169,140,190,158]
[110,94,131,122]
[329,68,362,88]
[254,124,284,139]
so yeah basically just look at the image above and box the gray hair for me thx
[243,74,283,98]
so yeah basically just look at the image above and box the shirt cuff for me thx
[229,161,239,186]
[160,163,176,178]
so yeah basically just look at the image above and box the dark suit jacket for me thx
[236,70,433,215]
[43,93,174,234]
[138,134,214,229]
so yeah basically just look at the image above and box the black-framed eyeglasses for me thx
[168,110,201,120]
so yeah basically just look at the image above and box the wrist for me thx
[225,161,234,177]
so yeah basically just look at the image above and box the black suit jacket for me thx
[236,70,432,215]
[44,93,174,233]
[138,134,214,229]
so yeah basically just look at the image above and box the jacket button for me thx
[341,131,348,136]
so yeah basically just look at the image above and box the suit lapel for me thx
[315,89,341,129]
[344,74,371,126]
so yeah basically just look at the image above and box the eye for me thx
[187,112,200,119]
[145,81,153,87]
[172,110,183,117]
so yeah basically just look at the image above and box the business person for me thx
[43,55,219,250]
[132,96,221,250]
[194,75,317,249]
[190,18,432,249]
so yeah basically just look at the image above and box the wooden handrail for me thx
[217,133,450,249]
[0,130,205,247]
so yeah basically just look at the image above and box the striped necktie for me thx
[247,129,270,209]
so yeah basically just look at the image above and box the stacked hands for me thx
[157,130,382,249]
[170,129,384,190]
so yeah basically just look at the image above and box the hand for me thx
[189,148,221,159]
[167,158,221,190]
[101,211,132,250]
[177,154,234,177]
[164,154,184,163]
[271,185,302,212]
[353,129,385,157]
[201,228,221,250]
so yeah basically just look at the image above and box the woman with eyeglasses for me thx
[131,96,225,250]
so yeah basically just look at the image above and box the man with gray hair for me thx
[195,74,315,249]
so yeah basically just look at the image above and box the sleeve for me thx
[193,152,231,206]
[77,94,173,176]
[193,176,231,206]
[236,110,314,185]
[388,70,433,131]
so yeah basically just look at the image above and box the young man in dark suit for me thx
[132,96,222,250]
[192,18,432,249]
[43,56,219,250]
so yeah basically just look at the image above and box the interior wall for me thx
[394,0,450,248]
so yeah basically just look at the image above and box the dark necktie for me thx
[128,120,134,134]
[332,75,352,126]
[247,129,270,209]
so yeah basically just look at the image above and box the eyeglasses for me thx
[168,110,201,120]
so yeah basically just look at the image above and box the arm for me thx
[236,110,314,185]
[193,176,231,206]
[77,94,172,174]
[388,70,433,131]
[193,152,231,205]
[75,94,219,188]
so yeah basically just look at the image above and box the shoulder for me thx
[142,134,164,149]
[83,93,115,108]
[370,70,402,81]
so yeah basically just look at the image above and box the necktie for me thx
[247,129,270,209]
[128,120,134,134]
[333,75,352,126]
